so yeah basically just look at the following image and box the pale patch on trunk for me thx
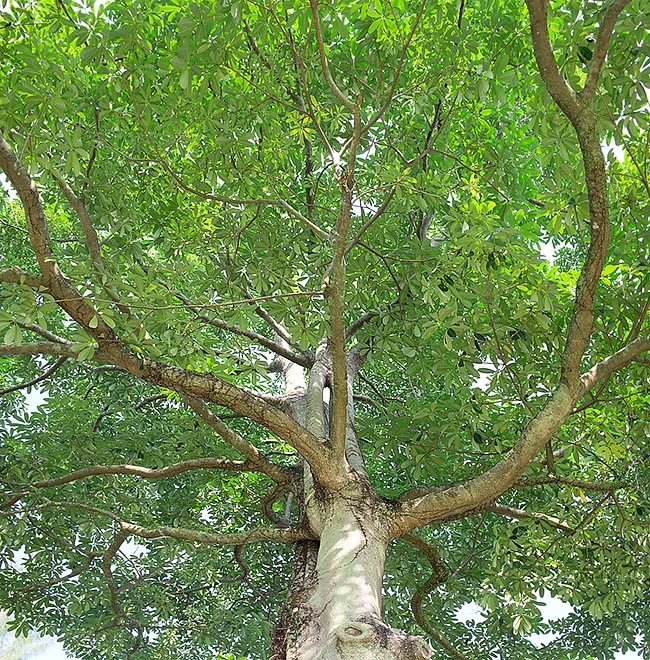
[283,499,433,660]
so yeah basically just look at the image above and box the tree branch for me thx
[0,266,43,288]
[580,0,635,102]
[175,291,312,368]
[7,457,258,493]
[579,336,650,394]
[524,0,581,123]
[308,0,355,111]
[182,395,295,487]
[403,533,469,660]
[487,503,575,533]
[0,341,79,358]
[0,356,67,396]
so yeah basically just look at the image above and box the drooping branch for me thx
[0,356,67,396]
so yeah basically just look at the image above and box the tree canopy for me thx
[0,0,649,659]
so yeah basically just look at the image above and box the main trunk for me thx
[273,490,433,660]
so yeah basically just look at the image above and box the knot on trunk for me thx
[335,615,433,660]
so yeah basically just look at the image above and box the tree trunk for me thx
[273,484,433,660]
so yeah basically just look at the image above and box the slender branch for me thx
[52,172,104,273]
[309,0,355,110]
[182,395,295,487]
[121,521,315,545]
[361,0,428,135]
[513,476,626,491]
[487,503,574,533]
[175,291,312,368]
[345,311,378,341]
[344,187,397,256]
[0,356,67,396]
[9,457,257,491]
[580,0,634,102]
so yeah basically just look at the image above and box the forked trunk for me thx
[273,493,433,660]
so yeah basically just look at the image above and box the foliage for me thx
[0,0,648,659]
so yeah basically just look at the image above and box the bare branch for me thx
[346,311,378,341]
[580,336,650,394]
[0,266,43,288]
[11,457,257,491]
[182,395,295,487]
[580,0,635,102]
[487,503,574,533]
[0,356,67,396]
[308,0,355,111]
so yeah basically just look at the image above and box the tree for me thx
[0,0,648,658]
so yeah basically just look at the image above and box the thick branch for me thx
[0,266,43,288]
[524,0,581,122]
[579,336,650,393]
[0,341,78,358]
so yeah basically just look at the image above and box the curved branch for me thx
[403,533,469,660]
[524,0,581,122]
[11,457,257,491]
[0,356,67,396]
